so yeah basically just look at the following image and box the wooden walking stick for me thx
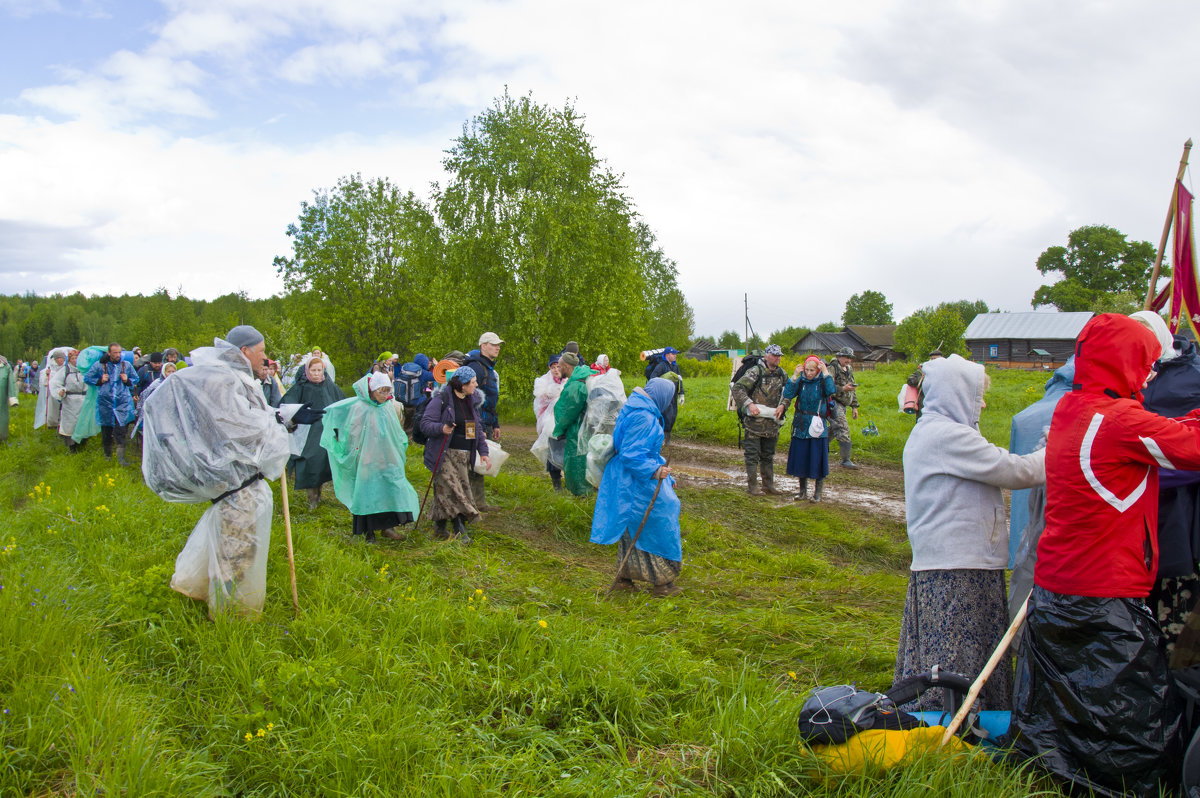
[414,432,450,536]
[279,476,300,617]
[1144,138,1193,310]
[939,593,1030,746]
[607,460,669,594]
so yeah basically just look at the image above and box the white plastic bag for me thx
[171,479,272,616]
[750,403,785,424]
[473,439,509,476]
[548,437,566,470]
[585,433,615,488]
[808,415,826,437]
[576,369,627,450]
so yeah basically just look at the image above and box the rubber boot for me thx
[471,472,498,512]
[746,466,762,496]
[103,438,113,459]
[116,445,129,466]
[761,460,782,495]
[433,519,450,541]
[306,486,321,510]
[812,480,824,502]
[550,470,563,492]
[452,515,472,544]
[839,441,859,470]
[795,478,808,502]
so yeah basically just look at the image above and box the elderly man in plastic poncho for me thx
[142,325,294,617]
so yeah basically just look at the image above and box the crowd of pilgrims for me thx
[1,335,687,596]
[17,309,1200,794]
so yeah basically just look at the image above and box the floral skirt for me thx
[617,531,681,586]
[431,448,480,522]
[894,568,1011,712]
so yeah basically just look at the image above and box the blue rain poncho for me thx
[320,375,420,518]
[1007,357,1073,566]
[590,381,682,562]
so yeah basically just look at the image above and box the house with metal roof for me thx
[964,312,1093,367]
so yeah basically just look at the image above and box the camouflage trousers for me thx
[742,433,778,478]
[828,402,852,445]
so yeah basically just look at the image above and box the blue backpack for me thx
[394,363,424,406]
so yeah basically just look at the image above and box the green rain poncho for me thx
[0,358,16,442]
[553,364,599,495]
[320,375,420,518]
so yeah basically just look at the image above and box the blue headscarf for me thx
[454,365,477,384]
[644,377,675,416]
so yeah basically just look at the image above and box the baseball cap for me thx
[479,332,504,346]
[662,346,679,355]
[765,344,783,356]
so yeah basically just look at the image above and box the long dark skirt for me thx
[431,449,480,522]
[352,511,413,538]
[617,531,681,586]
[785,436,829,480]
[893,568,1011,712]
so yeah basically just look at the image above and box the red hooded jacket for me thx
[1036,314,1200,598]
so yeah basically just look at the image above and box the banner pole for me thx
[1145,139,1193,310]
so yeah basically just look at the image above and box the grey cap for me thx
[227,325,265,348]
[836,346,854,357]
[765,344,783,356]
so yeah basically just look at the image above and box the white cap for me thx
[367,372,392,393]
[479,332,504,346]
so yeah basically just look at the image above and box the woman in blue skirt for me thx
[781,355,836,501]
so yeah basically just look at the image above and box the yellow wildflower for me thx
[538,619,548,629]
[787,671,797,680]
[266,723,274,731]
[244,732,253,742]
[257,728,266,738]
[475,588,483,595]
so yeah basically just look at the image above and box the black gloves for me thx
[292,403,326,425]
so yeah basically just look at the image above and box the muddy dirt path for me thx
[501,426,907,521]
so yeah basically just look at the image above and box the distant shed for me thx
[964,312,1093,368]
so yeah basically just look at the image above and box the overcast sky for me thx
[3,0,1199,338]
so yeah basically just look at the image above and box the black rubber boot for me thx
[550,471,563,492]
[795,478,808,501]
[116,445,129,466]
[812,480,824,502]
[452,515,472,544]
[839,441,859,470]
[433,519,450,541]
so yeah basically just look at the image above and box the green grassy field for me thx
[0,373,1064,796]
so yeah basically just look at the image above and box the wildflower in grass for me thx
[377,564,390,582]
[475,588,483,595]
[266,722,274,731]
[1,537,16,557]
[538,619,548,629]
[787,671,797,680]
[244,732,253,742]
[257,728,266,737]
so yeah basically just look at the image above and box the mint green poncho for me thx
[320,375,420,518]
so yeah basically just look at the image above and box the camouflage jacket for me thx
[731,361,789,437]
[827,359,859,407]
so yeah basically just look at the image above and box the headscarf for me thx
[804,355,822,369]
[644,377,675,416]
[367,371,391,393]
[594,354,609,368]
[454,365,477,384]
[1129,310,1174,362]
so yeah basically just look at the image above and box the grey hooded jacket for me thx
[903,354,1046,571]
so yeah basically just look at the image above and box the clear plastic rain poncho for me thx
[320,375,420,518]
[530,368,565,467]
[71,346,108,443]
[142,339,290,615]
[577,369,625,486]
[33,346,70,429]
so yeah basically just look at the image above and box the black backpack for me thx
[410,393,433,445]
[731,354,763,385]
[643,354,662,380]
[797,669,972,746]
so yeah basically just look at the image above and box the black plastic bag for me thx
[1012,586,1182,797]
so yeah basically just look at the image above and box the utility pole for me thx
[744,293,749,353]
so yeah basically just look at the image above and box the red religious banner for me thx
[1169,181,1200,335]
